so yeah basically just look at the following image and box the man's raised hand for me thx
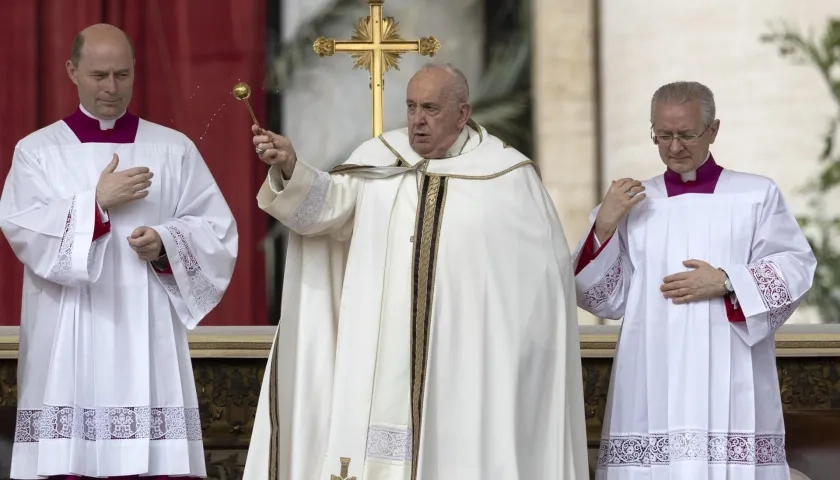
[594,178,647,241]
[96,154,153,210]
[252,124,297,179]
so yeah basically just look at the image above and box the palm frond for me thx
[472,92,531,146]
[472,40,530,101]
[763,18,840,322]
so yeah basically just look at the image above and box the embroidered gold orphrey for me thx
[410,173,449,480]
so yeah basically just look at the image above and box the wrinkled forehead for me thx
[652,100,705,131]
[79,41,133,71]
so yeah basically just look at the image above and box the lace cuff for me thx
[725,259,795,344]
[257,161,331,234]
[575,232,623,310]
[46,192,99,286]
[154,224,222,329]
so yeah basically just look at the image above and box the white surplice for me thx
[243,122,589,480]
[0,110,238,478]
[574,170,816,480]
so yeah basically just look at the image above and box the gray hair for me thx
[650,81,716,125]
[415,62,470,104]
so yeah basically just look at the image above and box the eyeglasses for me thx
[650,124,709,145]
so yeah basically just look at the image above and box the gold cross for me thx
[330,457,356,480]
[313,0,441,137]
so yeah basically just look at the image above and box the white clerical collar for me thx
[79,104,126,130]
[441,126,471,159]
[680,151,711,182]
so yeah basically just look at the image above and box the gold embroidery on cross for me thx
[330,457,356,480]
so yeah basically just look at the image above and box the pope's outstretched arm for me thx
[253,127,358,240]
[257,164,358,240]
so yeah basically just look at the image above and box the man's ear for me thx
[66,60,79,86]
[709,119,720,144]
[459,103,472,128]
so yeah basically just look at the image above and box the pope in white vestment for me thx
[574,81,817,480]
[0,24,237,479]
[243,64,589,480]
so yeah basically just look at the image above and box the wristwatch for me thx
[151,254,169,271]
[719,268,734,294]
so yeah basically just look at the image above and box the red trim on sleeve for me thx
[725,295,746,322]
[575,225,614,275]
[92,204,111,241]
[153,263,173,275]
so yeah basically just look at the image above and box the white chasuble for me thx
[0,107,238,478]
[574,168,816,480]
[244,122,590,480]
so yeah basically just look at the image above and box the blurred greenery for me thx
[762,18,840,322]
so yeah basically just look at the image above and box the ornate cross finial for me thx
[313,0,441,137]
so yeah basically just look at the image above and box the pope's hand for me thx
[660,259,727,304]
[128,226,163,262]
[252,124,297,179]
[594,178,646,241]
[96,154,153,210]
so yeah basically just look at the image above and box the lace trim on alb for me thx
[45,197,104,285]
[46,197,77,285]
[598,430,786,467]
[581,257,623,309]
[163,224,220,316]
[287,170,331,232]
[366,425,412,463]
[14,406,202,443]
[748,260,794,331]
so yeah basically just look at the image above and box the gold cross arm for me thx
[312,0,441,137]
[326,40,437,54]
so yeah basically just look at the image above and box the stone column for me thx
[532,0,601,325]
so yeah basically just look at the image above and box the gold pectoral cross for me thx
[330,457,356,480]
[313,0,441,137]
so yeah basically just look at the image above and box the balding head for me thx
[66,24,135,120]
[406,62,472,158]
[71,23,135,67]
[412,62,470,104]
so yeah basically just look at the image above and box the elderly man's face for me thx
[66,33,134,120]
[652,100,719,174]
[406,69,470,158]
